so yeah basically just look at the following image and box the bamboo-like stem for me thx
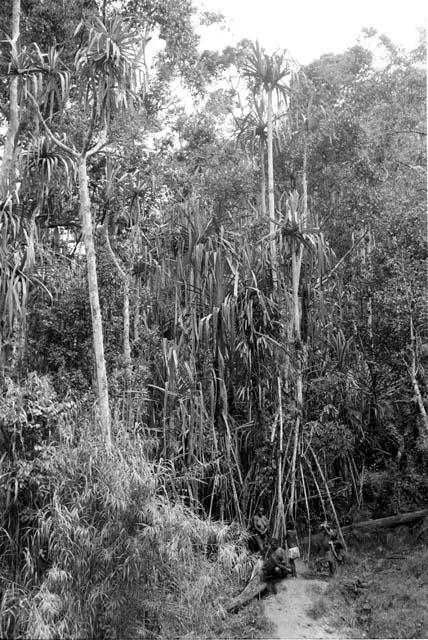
[260,140,267,218]
[304,453,327,520]
[347,454,360,506]
[289,234,304,514]
[300,461,311,558]
[275,376,286,540]
[267,87,277,289]
[302,126,308,217]
[309,444,347,550]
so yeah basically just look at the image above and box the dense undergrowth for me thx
[0,374,258,639]
[313,529,428,639]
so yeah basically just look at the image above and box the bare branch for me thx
[314,229,369,289]
[86,122,108,158]
[26,91,76,157]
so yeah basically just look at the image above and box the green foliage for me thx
[362,468,428,517]
[0,373,73,588]
[0,418,253,639]
[26,262,93,392]
[241,41,291,97]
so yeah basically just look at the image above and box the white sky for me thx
[196,0,427,64]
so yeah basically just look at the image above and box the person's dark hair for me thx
[270,537,280,550]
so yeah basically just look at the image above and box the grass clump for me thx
[306,595,329,620]
[0,378,258,639]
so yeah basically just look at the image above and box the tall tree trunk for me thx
[267,88,277,289]
[0,0,20,198]
[289,139,307,515]
[260,140,266,219]
[78,155,112,447]
[289,237,304,515]
[123,280,132,386]
[302,130,308,217]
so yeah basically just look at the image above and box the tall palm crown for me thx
[242,41,291,98]
[75,15,148,120]
[241,42,292,289]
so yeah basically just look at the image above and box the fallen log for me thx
[302,508,428,548]
[345,508,428,533]
[225,571,268,612]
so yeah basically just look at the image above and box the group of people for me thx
[251,507,301,589]
[251,507,343,588]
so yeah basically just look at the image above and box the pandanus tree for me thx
[240,47,343,536]
[235,96,268,217]
[0,0,37,371]
[22,15,147,446]
[0,0,20,199]
[0,0,21,364]
[138,200,285,521]
[242,42,291,289]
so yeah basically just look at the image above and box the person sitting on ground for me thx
[253,506,269,554]
[286,521,300,577]
[262,540,292,593]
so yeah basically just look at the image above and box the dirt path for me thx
[263,560,346,639]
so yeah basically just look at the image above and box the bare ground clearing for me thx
[263,560,350,640]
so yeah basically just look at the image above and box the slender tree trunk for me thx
[133,197,141,343]
[260,140,266,219]
[78,155,112,447]
[409,308,428,433]
[267,88,277,289]
[134,277,140,343]
[289,141,306,514]
[365,226,374,353]
[302,132,308,218]
[289,237,304,515]
[275,376,286,539]
[123,279,132,386]
[0,0,20,198]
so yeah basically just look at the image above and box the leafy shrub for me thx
[0,374,74,582]
[363,467,428,516]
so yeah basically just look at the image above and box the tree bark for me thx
[289,235,304,515]
[123,280,131,385]
[267,88,277,289]
[260,140,266,219]
[78,155,112,447]
[226,562,267,612]
[301,508,428,548]
[0,0,20,198]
